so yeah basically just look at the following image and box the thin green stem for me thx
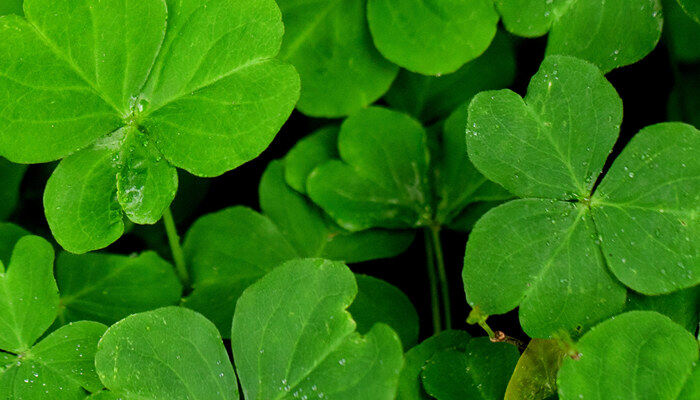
[423,228,442,334]
[467,306,495,339]
[430,226,452,330]
[163,208,189,287]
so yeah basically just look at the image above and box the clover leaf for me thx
[366,0,499,75]
[0,235,107,398]
[496,0,663,72]
[231,258,404,400]
[182,160,413,335]
[0,0,299,253]
[55,251,183,326]
[420,337,520,400]
[0,158,26,220]
[307,106,509,232]
[95,307,238,400]
[624,286,699,333]
[277,0,397,117]
[0,0,22,16]
[463,55,699,337]
[557,311,699,400]
[384,32,516,123]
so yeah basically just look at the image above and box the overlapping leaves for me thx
[463,55,699,337]
[0,0,300,253]
[495,0,663,72]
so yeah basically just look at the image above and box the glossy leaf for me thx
[591,123,700,294]
[421,337,520,400]
[55,251,182,326]
[0,158,27,220]
[495,0,575,37]
[467,55,622,200]
[384,31,516,123]
[0,0,22,16]
[278,0,397,117]
[0,236,58,353]
[557,311,699,400]
[232,258,404,400]
[2,0,299,252]
[398,330,471,400]
[349,274,420,348]
[367,0,499,75]
[0,321,107,399]
[505,339,566,400]
[95,307,238,400]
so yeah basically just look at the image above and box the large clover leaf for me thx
[677,0,700,22]
[277,0,397,117]
[0,0,299,253]
[495,0,663,72]
[463,55,699,337]
[366,0,499,75]
[95,307,238,400]
[182,160,413,335]
[231,258,404,400]
[557,311,698,400]
[306,106,509,232]
[0,235,107,398]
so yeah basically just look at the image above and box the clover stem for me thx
[163,207,189,287]
[429,226,452,330]
[423,228,442,334]
[467,306,495,339]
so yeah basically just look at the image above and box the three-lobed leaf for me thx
[464,55,699,337]
[231,258,404,400]
[1,0,299,253]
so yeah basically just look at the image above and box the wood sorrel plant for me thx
[0,0,698,399]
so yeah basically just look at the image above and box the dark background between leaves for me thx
[12,32,689,345]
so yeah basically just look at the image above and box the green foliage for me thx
[0,0,697,397]
[231,258,404,400]
[306,106,509,232]
[55,251,183,326]
[367,0,499,75]
[463,55,699,337]
[497,0,663,72]
[0,235,107,398]
[384,32,516,123]
[1,0,299,253]
[95,307,238,400]
[557,311,698,400]
[182,160,413,335]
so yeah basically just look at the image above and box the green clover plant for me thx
[463,55,699,337]
[0,0,300,253]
